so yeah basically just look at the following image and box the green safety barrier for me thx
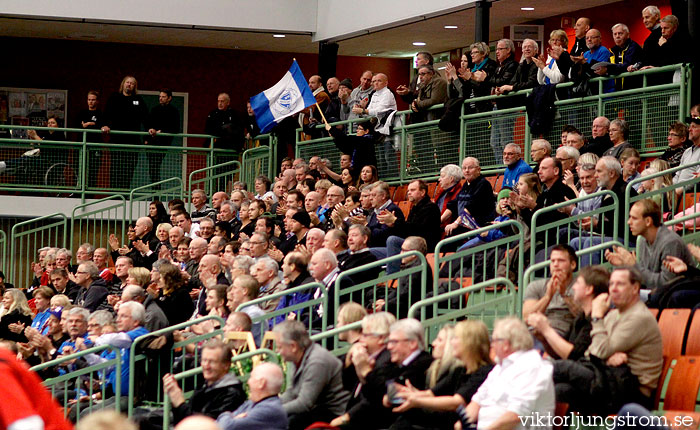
[240,145,273,190]
[188,160,241,204]
[128,177,184,223]
[0,230,6,274]
[127,315,225,417]
[530,190,619,272]
[161,348,279,429]
[334,251,427,321]
[310,320,362,357]
[296,64,691,185]
[237,282,327,346]
[71,194,127,252]
[9,212,68,289]
[433,219,525,313]
[624,160,700,246]
[30,344,122,423]
[408,277,517,342]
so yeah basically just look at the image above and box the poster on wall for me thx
[0,87,68,138]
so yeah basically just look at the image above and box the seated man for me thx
[528,266,609,361]
[672,117,700,191]
[502,143,533,190]
[250,258,285,312]
[522,244,579,357]
[340,224,380,286]
[73,261,110,312]
[226,275,264,345]
[580,116,613,157]
[464,317,554,429]
[605,199,694,304]
[273,320,349,430]
[366,182,404,247]
[553,267,663,413]
[162,339,245,427]
[217,362,288,430]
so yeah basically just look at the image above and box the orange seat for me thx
[393,185,408,202]
[398,200,413,218]
[659,309,691,358]
[683,192,699,211]
[388,186,397,199]
[427,182,438,199]
[684,311,700,355]
[663,356,700,411]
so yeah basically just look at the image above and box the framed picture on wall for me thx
[0,87,68,136]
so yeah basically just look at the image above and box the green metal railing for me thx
[71,194,127,252]
[0,230,6,274]
[310,320,362,356]
[128,177,184,223]
[188,160,241,204]
[334,252,427,321]
[296,64,691,185]
[161,348,279,429]
[240,145,274,190]
[127,315,225,417]
[624,161,700,246]
[434,220,525,310]
[30,345,122,423]
[409,277,517,341]
[9,212,68,289]
[238,282,327,345]
[530,190,619,270]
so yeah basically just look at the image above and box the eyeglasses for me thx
[503,152,518,156]
[491,337,507,343]
[496,47,508,51]
[386,338,411,346]
[556,157,571,162]
[669,133,683,137]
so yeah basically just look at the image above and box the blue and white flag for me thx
[250,60,317,133]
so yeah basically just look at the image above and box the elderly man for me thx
[274,320,349,430]
[571,156,637,265]
[502,143,533,189]
[397,52,433,104]
[410,64,447,123]
[565,130,585,151]
[364,182,404,247]
[330,312,405,429]
[581,116,613,157]
[603,24,642,91]
[375,237,429,318]
[444,157,495,239]
[168,226,185,250]
[74,261,110,312]
[205,92,244,152]
[556,145,580,187]
[464,317,554,428]
[227,275,264,345]
[324,77,341,120]
[605,199,694,301]
[120,216,160,269]
[523,245,579,356]
[529,265,609,362]
[323,229,349,262]
[217,362,288,430]
[571,17,591,56]
[572,29,614,93]
[602,119,631,159]
[251,258,284,312]
[530,139,552,175]
[195,254,229,316]
[163,339,245,426]
[191,190,217,223]
[340,225,380,285]
[553,267,663,414]
[121,284,168,331]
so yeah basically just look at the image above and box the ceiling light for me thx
[413,42,426,46]
[273,34,286,38]
[444,25,458,29]
[521,7,534,10]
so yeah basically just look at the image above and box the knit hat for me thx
[291,211,311,228]
[497,189,511,201]
[47,306,63,320]
[339,78,353,90]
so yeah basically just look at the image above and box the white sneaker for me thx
[22,148,40,157]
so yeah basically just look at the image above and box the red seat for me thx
[393,185,408,202]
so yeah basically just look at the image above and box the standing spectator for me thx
[396,52,434,105]
[145,88,180,184]
[353,74,397,176]
[78,90,104,188]
[605,24,642,91]
[571,17,591,56]
[346,71,374,124]
[102,75,148,190]
[205,92,244,153]
[536,30,569,85]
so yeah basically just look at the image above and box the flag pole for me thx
[315,102,330,127]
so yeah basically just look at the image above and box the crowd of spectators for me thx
[0,4,698,430]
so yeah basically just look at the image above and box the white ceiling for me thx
[0,0,619,58]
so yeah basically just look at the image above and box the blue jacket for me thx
[584,45,614,93]
[217,396,288,430]
[502,159,532,189]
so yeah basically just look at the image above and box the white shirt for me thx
[366,86,397,117]
[673,144,700,186]
[472,349,555,430]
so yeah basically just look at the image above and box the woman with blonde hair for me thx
[640,160,676,213]
[0,289,34,342]
[388,321,493,429]
[126,267,151,289]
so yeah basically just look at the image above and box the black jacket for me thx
[104,93,148,133]
[581,135,613,158]
[329,126,377,172]
[75,278,110,312]
[172,373,246,424]
[446,175,495,228]
[146,103,180,145]
[485,55,519,109]
[389,196,442,251]
[204,107,244,151]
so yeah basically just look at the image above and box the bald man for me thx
[125,216,160,269]
[357,73,398,174]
